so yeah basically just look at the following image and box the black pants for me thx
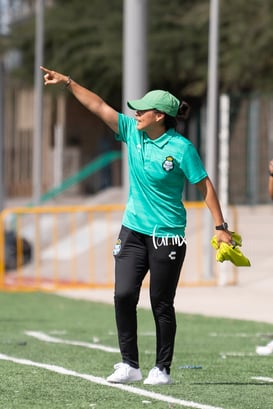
[113,226,186,374]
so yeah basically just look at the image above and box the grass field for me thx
[0,292,273,409]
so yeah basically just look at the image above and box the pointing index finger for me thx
[40,66,50,74]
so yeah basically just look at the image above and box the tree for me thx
[220,0,273,93]
[3,0,273,104]
[148,0,210,97]
[4,0,123,104]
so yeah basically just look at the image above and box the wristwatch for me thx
[215,222,228,231]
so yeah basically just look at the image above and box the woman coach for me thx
[40,66,232,385]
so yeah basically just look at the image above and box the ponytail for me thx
[177,101,191,120]
[163,100,191,130]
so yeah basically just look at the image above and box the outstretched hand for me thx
[40,66,67,85]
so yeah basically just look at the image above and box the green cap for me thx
[127,90,180,117]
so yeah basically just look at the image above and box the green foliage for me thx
[3,0,273,101]
[148,0,210,97]
[220,0,273,93]
[5,0,123,102]
[44,0,123,101]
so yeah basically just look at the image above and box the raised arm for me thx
[40,66,119,133]
[196,176,232,245]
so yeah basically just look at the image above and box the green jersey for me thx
[116,113,207,237]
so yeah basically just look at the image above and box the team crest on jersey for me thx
[113,239,122,255]
[162,156,174,172]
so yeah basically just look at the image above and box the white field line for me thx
[0,353,224,409]
[220,352,257,358]
[25,331,119,353]
[252,376,273,383]
[139,332,156,336]
[209,333,270,338]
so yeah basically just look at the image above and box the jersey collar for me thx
[143,128,174,148]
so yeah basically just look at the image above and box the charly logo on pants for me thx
[168,251,177,260]
[113,239,121,255]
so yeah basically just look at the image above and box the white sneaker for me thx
[143,367,172,385]
[106,363,142,383]
[256,345,273,356]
